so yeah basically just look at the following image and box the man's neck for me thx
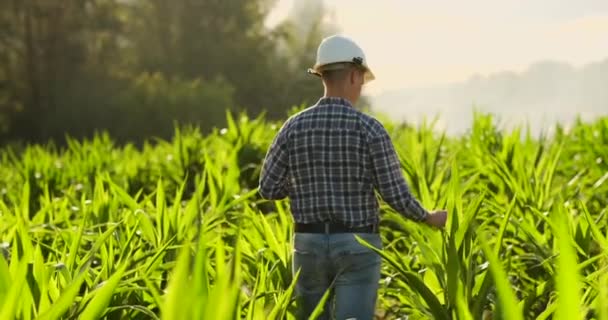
[323,89,354,105]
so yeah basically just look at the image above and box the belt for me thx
[294,222,379,234]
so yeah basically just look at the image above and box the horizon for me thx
[268,0,608,96]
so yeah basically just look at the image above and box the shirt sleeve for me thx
[259,123,290,200]
[368,126,429,222]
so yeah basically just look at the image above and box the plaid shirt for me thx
[258,97,429,227]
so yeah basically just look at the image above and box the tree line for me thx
[0,0,348,145]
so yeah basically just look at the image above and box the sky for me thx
[267,0,608,96]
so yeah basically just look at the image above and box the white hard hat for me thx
[307,35,375,83]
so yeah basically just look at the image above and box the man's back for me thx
[284,97,384,228]
[259,96,429,228]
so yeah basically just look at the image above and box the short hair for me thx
[320,63,365,85]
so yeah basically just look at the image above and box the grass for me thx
[0,110,606,319]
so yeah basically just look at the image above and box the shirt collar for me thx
[316,96,354,108]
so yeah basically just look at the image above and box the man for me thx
[258,35,447,320]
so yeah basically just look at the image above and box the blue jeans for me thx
[292,232,383,320]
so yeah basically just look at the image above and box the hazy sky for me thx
[268,0,608,96]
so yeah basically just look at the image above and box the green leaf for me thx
[106,177,140,210]
[192,233,210,320]
[38,271,88,320]
[155,178,167,242]
[478,230,523,320]
[0,259,29,320]
[356,235,449,320]
[455,281,474,320]
[0,250,10,306]
[163,243,193,320]
[553,204,583,320]
[259,212,286,266]
[598,269,608,320]
[307,285,331,320]
[581,201,608,253]
[79,264,127,320]
[268,269,300,320]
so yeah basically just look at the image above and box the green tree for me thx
[0,0,126,142]
[0,0,349,144]
[125,0,281,114]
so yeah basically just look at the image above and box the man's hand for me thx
[424,210,447,229]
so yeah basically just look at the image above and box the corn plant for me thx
[0,111,606,319]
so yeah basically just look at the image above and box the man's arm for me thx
[259,125,290,200]
[368,126,429,222]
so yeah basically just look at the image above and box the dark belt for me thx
[294,222,379,234]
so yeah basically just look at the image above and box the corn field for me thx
[0,111,607,319]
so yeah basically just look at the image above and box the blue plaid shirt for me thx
[259,97,429,227]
